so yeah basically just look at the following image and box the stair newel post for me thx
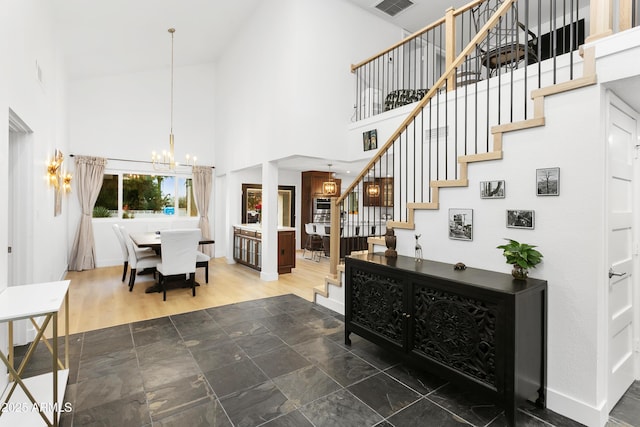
[329,196,340,278]
[586,0,613,42]
[445,6,456,91]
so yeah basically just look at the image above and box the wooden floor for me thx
[62,251,331,334]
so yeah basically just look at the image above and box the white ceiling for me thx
[52,0,464,80]
[52,0,263,79]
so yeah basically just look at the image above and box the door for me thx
[607,97,637,411]
[8,110,34,345]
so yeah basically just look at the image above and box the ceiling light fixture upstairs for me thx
[152,28,196,171]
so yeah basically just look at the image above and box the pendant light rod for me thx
[169,27,174,137]
[151,27,196,171]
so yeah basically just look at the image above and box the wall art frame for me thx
[448,208,473,241]
[506,210,535,229]
[536,167,560,196]
[363,129,378,151]
[480,180,505,199]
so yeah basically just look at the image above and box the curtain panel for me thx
[69,156,107,271]
[192,166,213,256]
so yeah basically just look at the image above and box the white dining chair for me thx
[120,226,162,292]
[113,224,155,283]
[196,251,211,283]
[156,229,201,301]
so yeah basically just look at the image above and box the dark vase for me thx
[511,265,528,280]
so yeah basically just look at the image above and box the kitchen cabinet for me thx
[345,253,547,427]
[278,230,296,274]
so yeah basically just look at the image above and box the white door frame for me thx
[605,91,640,414]
[8,109,35,345]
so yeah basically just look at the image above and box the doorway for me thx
[8,109,34,345]
[606,93,639,412]
[241,184,296,227]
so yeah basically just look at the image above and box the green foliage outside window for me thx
[92,173,197,218]
[123,175,171,212]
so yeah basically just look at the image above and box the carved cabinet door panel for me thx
[347,265,407,350]
[409,279,500,389]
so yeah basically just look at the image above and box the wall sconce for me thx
[62,172,73,193]
[367,184,380,197]
[47,156,62,188]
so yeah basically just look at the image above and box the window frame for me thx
[93,165,197,221]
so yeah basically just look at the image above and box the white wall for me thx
[67,64,216,266]
[401,84,603,418]
[6,0,70,284]
[212,0,403,260]
[69,64,215,165]
[0,0,70,390]
[213,0,403,176]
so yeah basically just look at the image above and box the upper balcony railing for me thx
[351,0,637,122]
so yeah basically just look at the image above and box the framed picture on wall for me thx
[506,210,535,229]
[480,180,505,199]
[536,167,560,196]
[363,129,378,151]
[448,208,473,241]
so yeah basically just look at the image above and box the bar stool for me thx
[303,223,323,262]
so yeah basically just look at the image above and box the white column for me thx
[260,161,278,281]
[224,171,240,264]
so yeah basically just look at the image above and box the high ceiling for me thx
[52,0,263,79]
[52,0,463,80]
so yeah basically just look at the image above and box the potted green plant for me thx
[496,238,543,280]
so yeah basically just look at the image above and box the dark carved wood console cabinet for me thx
[345,253,547,427]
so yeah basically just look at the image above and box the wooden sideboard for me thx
[345,253,547,427]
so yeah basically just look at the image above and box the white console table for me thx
[0,281,70,427]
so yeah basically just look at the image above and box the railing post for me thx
[586,0,613,42]
[619,0,633,31]
[445,7,456,91]
[329,197,340,277]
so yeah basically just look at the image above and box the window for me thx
[93,173,197,219]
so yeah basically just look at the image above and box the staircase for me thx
[314,0,602,311]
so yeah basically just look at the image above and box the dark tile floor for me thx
[14,294,640,427]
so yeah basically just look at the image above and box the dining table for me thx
[129,231,214,294]
[130,231,215,251]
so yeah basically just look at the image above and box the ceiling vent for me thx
[375,0,414,17]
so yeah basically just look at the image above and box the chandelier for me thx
[151,28,196,171]
[322,164,337,196]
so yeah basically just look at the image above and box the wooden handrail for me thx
[350,17,445,73]
[338,0,516,205]
[350,0,490,74]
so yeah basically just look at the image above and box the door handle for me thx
[609,268,627,279]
